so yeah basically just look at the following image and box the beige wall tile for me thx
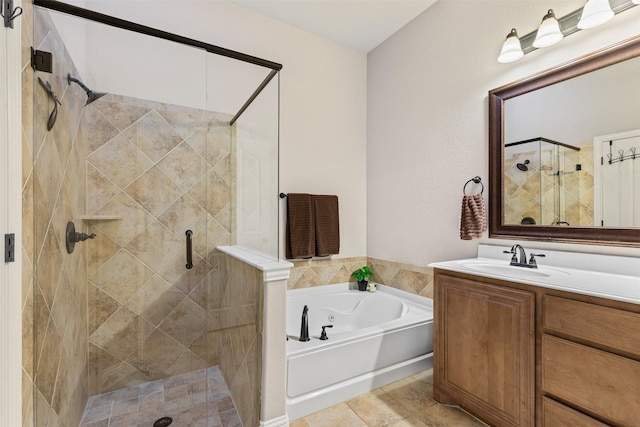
[92,100,150,132]
[123,110,182,162]
[89,249,154,304]
[90,306,155,361]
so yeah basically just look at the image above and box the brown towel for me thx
[313,195,340,257]
[460,194,487,240]
[286,193,315,259]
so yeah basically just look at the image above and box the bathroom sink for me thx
[460,262,552,278]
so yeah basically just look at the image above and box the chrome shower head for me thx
[516,159,530,171]
[67,73,107,105]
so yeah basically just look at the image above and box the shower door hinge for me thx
[4,233,15,263]
[31,48,52,73]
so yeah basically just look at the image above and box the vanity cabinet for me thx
[434,269,640,427]
[434,273,535,427]
[541,295,640,426]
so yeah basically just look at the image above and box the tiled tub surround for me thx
[288,257,434,299]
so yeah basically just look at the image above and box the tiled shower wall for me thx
[82,95,233,394]
[212,253,263,427]
[22,4,91,426]
[287,257,434,299]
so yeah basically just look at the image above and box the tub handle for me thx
[319,325,334,340]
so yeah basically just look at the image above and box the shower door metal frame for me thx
[33,0,283,123]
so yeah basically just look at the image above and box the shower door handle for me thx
[185,230,193,269]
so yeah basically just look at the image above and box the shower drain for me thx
[153,417,173,427]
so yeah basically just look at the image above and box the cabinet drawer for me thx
[542,335,640,426]
[542,397,607,427]
[543,295,640,357]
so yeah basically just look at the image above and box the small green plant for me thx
[351,266,373,282]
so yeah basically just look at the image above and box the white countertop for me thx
[429,244,640,305]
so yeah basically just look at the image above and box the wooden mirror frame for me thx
[489,35,640,246]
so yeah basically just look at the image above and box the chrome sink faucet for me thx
[503,244,545,268]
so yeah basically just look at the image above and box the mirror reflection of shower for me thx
[504,137,580,226]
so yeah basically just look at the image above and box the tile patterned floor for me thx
[290,369,488,427]
[79,366,241,427]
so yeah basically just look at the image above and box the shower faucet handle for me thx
[319,325,333,340]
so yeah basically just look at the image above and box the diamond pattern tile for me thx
[206,123,231,167]
[157,105,209,140]
[89,249,154,304]
[123,110,183,163]
[88,134,154,189]
[126,274,186,327]
[124,166,182,218]
[95,191,155,247]
[207,171,231,217]
[92,100,151,132]
[157,195,208,257]
[158,297,207,348]
[157,141,208,192]
[86,163,120,214]
[125,221,182,273]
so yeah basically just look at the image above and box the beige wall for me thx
[367,0,640,265]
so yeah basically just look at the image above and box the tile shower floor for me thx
[79,366,241,427]
[290,369,488,427]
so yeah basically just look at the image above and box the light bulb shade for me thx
[578,0,614,29]
[533,9,564,48]
[498,29,524,63]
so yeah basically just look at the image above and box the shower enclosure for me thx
[26,1,280,426]
[503,137,584,226]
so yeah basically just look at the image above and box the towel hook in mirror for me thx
[463,176,484,195]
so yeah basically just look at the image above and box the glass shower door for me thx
[30,7,220,427]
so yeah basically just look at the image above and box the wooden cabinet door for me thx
[434,273,535,427]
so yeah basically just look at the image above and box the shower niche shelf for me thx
[78,215,123,221]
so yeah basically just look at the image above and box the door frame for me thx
[593,128,640,227]
[1,2,23,426]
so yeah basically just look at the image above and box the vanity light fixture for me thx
[498,28,524,63]
[578,0,614,29]
[497,0,638,63]
[533,9,563,48]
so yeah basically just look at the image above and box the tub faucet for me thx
[299,305,310,342]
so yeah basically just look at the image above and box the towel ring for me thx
[463,176,483,195]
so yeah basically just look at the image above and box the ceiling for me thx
[228,0,438,52]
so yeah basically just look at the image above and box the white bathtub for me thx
[286,283,434,420]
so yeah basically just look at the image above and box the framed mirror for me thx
[489,34,640,246]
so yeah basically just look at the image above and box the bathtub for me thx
[286,283,434,420]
